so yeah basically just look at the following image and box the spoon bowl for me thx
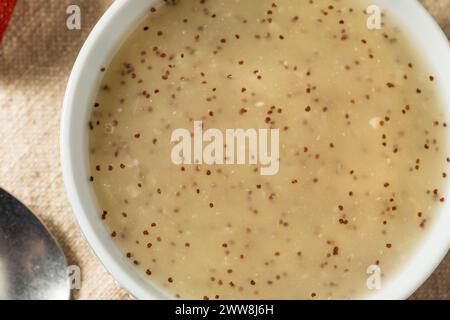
[0,188,70,300]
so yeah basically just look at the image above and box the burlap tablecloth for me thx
[0,0,449,300]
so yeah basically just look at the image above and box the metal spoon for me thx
[0,188,70,300]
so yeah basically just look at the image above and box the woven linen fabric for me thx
[0,0,449,300]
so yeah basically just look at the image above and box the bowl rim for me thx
[61,0,450,300]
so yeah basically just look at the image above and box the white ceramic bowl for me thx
[61,0,450,300]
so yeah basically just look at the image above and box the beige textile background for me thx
[0,0,449,300]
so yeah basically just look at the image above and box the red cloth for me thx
[0,0,17,42]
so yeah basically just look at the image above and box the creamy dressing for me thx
[88,0,448,299]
